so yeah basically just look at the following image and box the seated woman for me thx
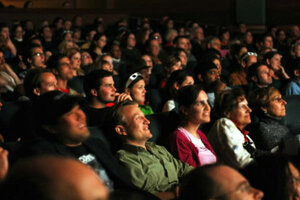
[125,72,154,115]
[170,85,216,167]
[208,88,255,169]
[162,70,194,112]
[248,86,292,153]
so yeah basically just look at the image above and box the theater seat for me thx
[282,95,300,135]
[146,111,180,149]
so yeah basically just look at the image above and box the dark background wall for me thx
[0,0,299,25]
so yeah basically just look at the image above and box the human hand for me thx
[115,92,132,103]
[0,147,8,180]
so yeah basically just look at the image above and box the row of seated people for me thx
[0,86,299,200]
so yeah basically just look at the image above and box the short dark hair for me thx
[165,69,194,100]
[247,62,268,82]
[83,69,113,100]
[179,164,223,200]
[23,68,52,100]
[173,35,189,45]
[47,53,68,71]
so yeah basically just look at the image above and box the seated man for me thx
[0,155,109,200]
[82,69,131,127]
[16,91,135,191]
[179,164,263,200]
[108,100,193,199]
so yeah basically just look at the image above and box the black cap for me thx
[34,91,83,126]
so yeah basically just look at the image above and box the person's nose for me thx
[252,187,264,200]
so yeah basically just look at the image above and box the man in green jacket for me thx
[108,100,193,199]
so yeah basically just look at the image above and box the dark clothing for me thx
[16,136,135,190]
[80,103,110,127]
[249,115,291,152]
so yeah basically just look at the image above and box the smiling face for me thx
[54,105,90,146]
[120,104,152,146]
[226,98,252,129]
[185,90,211,125]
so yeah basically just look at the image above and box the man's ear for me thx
[33,88,41,96]
[251,76,258,83]
[224,111,230,118]
[27,57,32,64]
[197,74,203,82]
[52,69,59,76]
[260,106,267,113]
[90,88,98,97]
[115,125,127,136]
[173,82,180,90]
[294,69,300,77]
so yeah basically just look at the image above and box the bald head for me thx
[179,164,263,200]
[1,156,109,200]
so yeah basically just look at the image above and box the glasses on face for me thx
[214,182,254,199]
[32,52,44,57]
[82,55,91,59]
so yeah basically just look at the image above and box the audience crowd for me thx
[0,15,300,200]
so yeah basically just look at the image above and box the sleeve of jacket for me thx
[171,129,198,167]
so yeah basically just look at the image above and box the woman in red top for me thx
[171,85,216,167]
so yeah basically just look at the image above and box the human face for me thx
[71,52,81,70]
[38,72,57,94]
[81,52,93,66]
[186,90,210,125]
[127,33,136,48]
[55,105,89,146]
[177,38,189,52]
[213,59,222,73]
[121,104,152,146]
[170,61,182,73]
[97,76,116,103]
[245,32,253,44]
[211,38,221,51]
[57,57,73,81]
[179,76,194,88]
[263,36,273,49]
[42,26,52,39]
[194,27,204,41]
[178,51,188,66]
[246,56,257,68]
[265,90,286,118]
[0,27,9,41]
[14,26,24,39]
[152,32,163,44]
[256,65,272,86]
[148,40,160,56]
[30,47,45,68]
[142,55,153,67]
[226,98,252,130]
[204,68,220,85]
[102,55,113,71]
[97,35,107,49]
[211,166,264,200]
[111,45,122,59]
[294,44,300,58]
[269,54,281,71]
[130,79,146,105]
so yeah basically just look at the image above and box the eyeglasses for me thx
[241,52,257,61]
[125,72,142,88]
[213,182,254,199]
[32,52,44,57]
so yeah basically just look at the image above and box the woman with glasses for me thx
[170,85,216,167]
[125,72,154,115]
[247,87,292,153]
